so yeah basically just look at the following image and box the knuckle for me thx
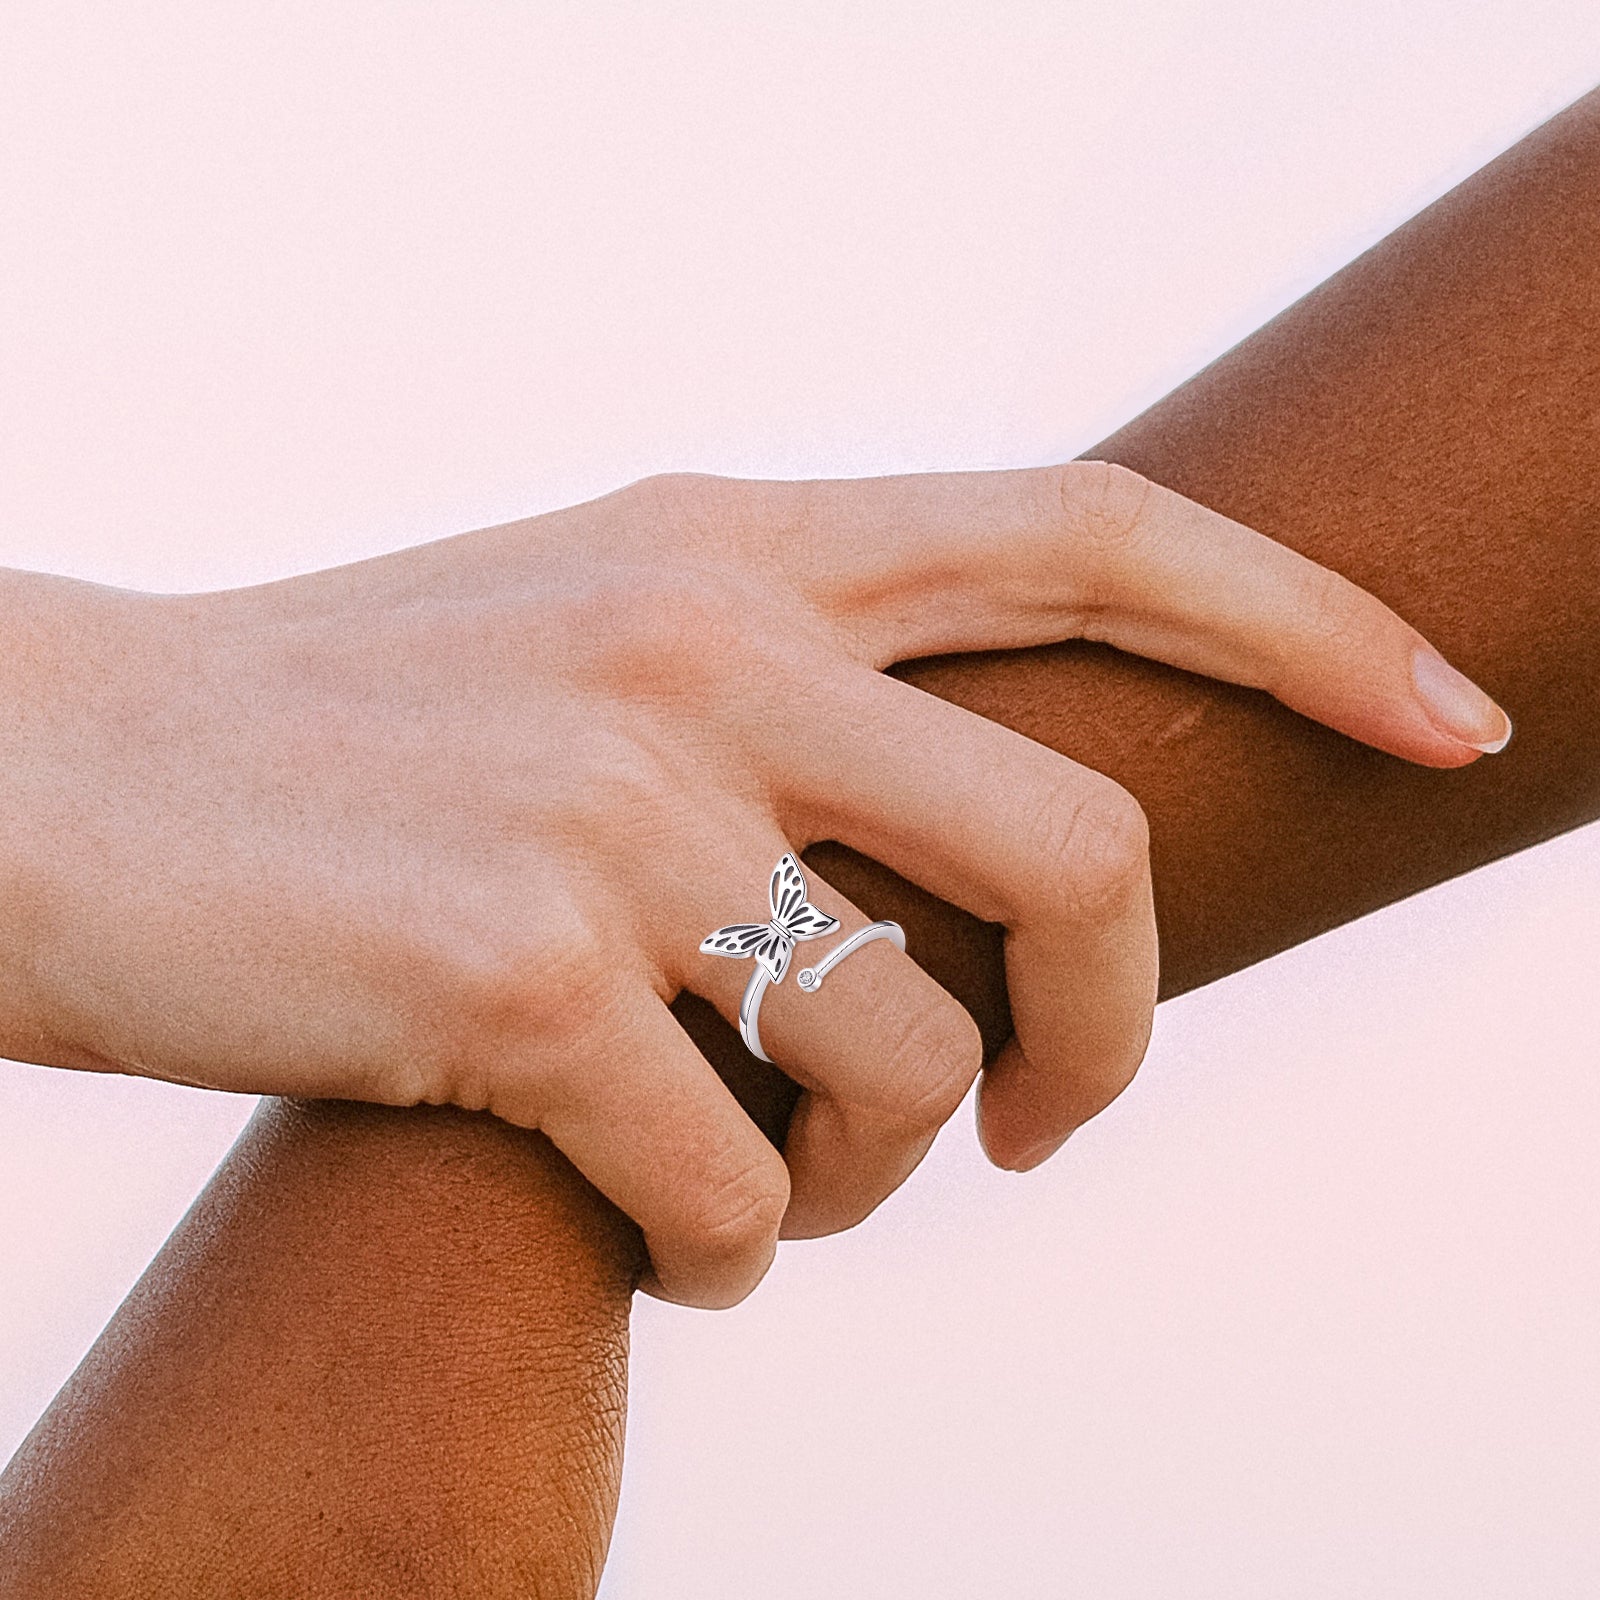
[454,917,614,1056]
[564,480,828,711]
[566,566,762,707]
[626,470,703,527]
[1032,775,1151,919]
[556,728,682,851]
[630,470,751,545]
[648,574,750,662]
[873,1002,984,1127]
[1048,459,1156,556]
[440,916,629,1120]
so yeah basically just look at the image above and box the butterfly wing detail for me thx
[701,919,797,982]
[769,852,841,944]
[782,901,840,940]
[699,923,773,959]
[753,924,794,985]
[768,854,807,922]
[703,855,837,986]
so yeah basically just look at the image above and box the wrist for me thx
[0,569,173,1070]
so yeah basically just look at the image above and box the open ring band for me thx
[698,852,909,1065]
[737,920,906,1063]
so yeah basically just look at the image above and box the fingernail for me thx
[1412,647,1512,753]
[974,1095,1000,1165]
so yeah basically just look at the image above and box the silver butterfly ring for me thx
[699,852,906,1063]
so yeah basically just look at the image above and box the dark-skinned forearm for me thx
[0,1101,638,1600]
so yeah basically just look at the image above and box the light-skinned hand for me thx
[0,464,1511,1306]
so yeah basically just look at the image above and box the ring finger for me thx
[667,834,984,1240]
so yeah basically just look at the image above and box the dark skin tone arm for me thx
[3,83,1598,1600]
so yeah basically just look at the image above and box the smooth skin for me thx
[0,462,1509,1308]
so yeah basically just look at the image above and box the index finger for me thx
[716,462,1512,766]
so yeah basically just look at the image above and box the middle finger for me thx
[660,832,985,1239]
[778,661,1160,1171]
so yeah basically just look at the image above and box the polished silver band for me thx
[737,919,906,1064]
[699,852,909,1065]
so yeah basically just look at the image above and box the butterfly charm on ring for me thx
[699,853,840,985]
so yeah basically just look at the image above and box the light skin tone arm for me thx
[0,398,1504,1313]
[4,83,1600,1600]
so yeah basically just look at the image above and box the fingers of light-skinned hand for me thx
[976,909,1157,1171]
[684,857,984,1241]
[782,666,1159,1168]
[487,976,789,1310]
[744,461,1511,765]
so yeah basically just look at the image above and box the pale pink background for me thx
[1,5,1597,1596]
